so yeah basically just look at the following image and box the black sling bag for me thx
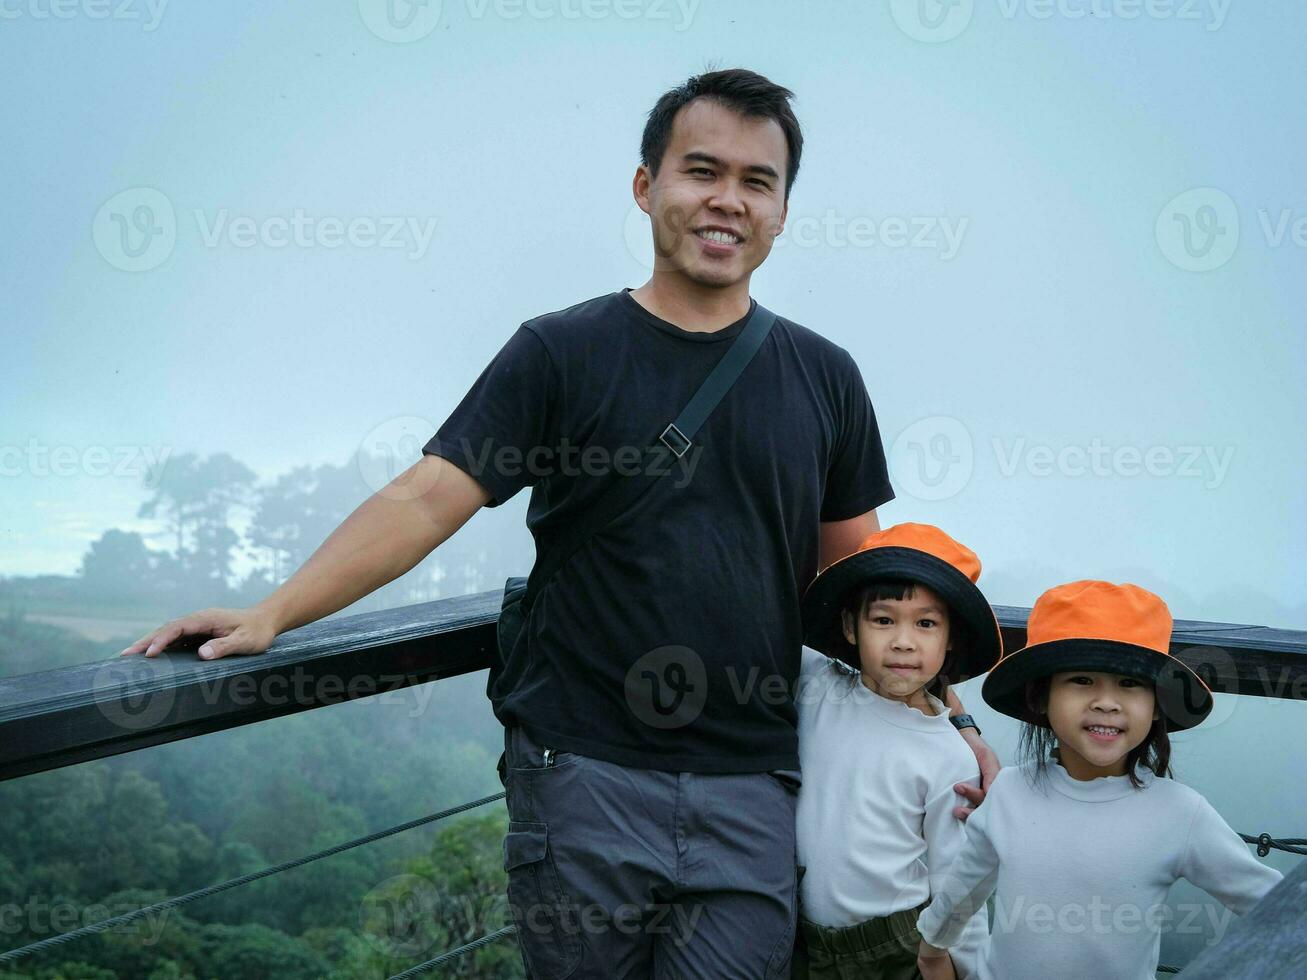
[495,301,778,667]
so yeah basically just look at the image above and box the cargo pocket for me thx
[764,861,802,980]
[503,821,582,980]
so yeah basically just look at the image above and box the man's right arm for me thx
[120,454,490,660]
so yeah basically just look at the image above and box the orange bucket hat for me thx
[800,522,1002,681]
[981,580,1214,731]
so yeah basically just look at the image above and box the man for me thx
[123,68,998,979]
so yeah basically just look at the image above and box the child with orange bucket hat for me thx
[793,523,1003,979]
[915,580,1284,980]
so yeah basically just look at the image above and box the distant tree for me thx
[0,766,211,909]
[188,455,258,592]
[75,530,159,604]
[244,460,360,586]
[195,922,329,980]
[136,452,208,558]
[352,810,523,979]
[136,452,256,600]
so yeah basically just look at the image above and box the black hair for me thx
[837,578,973,706]
[640,67,803,203]
[1016,675,1173,790]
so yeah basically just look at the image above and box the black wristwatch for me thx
[950,713,981,735]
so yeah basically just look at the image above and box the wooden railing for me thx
[2,593,1304,782]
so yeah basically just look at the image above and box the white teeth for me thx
[697,229,740,245]
[1087,726,1122,735]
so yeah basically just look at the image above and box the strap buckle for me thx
[659,423,692,458]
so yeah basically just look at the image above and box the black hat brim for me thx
[800,547,1002,681]
[981,638,1214,732]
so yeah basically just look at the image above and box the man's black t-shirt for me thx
[425,288,893,772]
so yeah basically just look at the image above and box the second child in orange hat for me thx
[915,581,1283,980]
[793,523,1004,980]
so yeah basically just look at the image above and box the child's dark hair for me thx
[640,67,804,203]
[838,578,974,705]
[1017,675,1172,789]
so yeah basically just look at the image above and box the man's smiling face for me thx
[634,98,789,289]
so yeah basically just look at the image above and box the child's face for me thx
[1044,671,1160,778]
[841,584,951,708]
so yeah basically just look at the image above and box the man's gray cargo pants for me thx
[500,724,802,979]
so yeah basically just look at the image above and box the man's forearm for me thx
[255,456,486,634]
[945,688,966,718]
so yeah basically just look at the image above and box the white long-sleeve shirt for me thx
[916,754,1284,980]
[795,646,989,978]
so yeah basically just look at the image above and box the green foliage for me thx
[0,621,516,978]
[1,442,530,977]
[195,922,329,980]
[0,963,119,980]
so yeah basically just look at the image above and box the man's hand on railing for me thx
[117,456,490,663]
[119,606,278,660]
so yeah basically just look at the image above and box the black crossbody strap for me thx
[523,301,777,600]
